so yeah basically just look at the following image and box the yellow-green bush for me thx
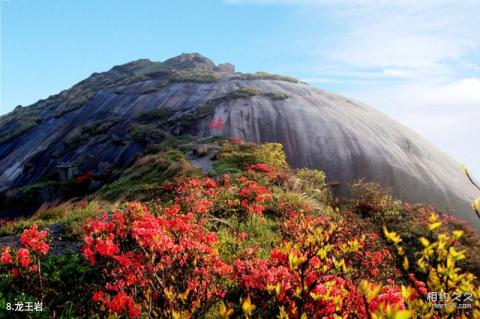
[252,143,287,168]
[295,168,328,203]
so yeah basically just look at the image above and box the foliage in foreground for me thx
[0,143,479,318]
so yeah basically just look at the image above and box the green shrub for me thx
[209,161,243,176]
[264,91,290,100]
[295,168,328,203]
[98,151,200,201]
[0,201,102,238]
[134,108,174,124]
[81,118,119,135]
[215,142,255,167]
[217,215,281,261]
[252,143,288,168]
[0,107,41,144]
[350,180,401,218]
[232,72,298,83]
[170,68,219,82]
[227,87,260,99]
[129,124,165,144]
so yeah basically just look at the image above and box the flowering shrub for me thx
[382,213,480,318]
[233,211,404,318]
[164,175,272,222]
[82,202,232,318]
[252,142,288,168]
[0,224,50,300]
[1,153,480,318]
[76,170,94,184]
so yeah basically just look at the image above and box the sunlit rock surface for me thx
[0,53,478,228]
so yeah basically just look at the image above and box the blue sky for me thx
[1,0,479,175]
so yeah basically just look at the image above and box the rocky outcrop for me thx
[0,53,478,229]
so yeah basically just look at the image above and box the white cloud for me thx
[350,78,480,177]
[225,0,480,176]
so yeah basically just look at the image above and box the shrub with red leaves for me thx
[76,171,94,184]
[82,202,232,318]
[0,224,50,299]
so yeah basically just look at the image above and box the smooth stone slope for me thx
[0,53,478,229]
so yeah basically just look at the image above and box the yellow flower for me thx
[428,222,442,231]
[452,230,464,239]
[417,258,427,272]
[278,306,289,319]
[383,226,402,245]
[242,295,256,317]
[403,256,409,271]
[420,237,430,247]
[218,302,234,319]
[172,310,182,319]
[472,196,480,211]
[179,288,190,302]
[359,280,382,302]
[449,247,466,261]
[428,213,439,223]
[288,253,305,270]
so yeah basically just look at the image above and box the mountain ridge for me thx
[0,53,478,229]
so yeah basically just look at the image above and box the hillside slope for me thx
[0,53,477,229]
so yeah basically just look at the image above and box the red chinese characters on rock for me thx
[208,117,225,129]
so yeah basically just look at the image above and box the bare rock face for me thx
[0,53,478,229]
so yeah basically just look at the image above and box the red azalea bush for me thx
[76,170,94,184]
[163,175,272,221]
[232,211,403,318]
[286,211,398,282]
[82,202,232,318]
[0,224,50,299]
[1,160,479,318]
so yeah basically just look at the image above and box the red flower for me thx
[247,163,275,174]
[82,202,232,318]
[203,178,217,188]
[20,224,49,255]
[230,136,243,144]
[369,286,406,312]
[78,200,89,208]
[11,268,19,278]
[95,236,120,257]
[238,232,248,242]
[92,291,106,302]
[17,248,32,267]
[82,247,96,265]
[106,291,129,313]
[127,299,141,318]
[0,247,12,264]
[76,171,94,184]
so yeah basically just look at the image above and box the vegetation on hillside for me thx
[0,139,479,318]
[0,106,41,144]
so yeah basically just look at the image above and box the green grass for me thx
[82,118,119,135]
[265,91,290,100]
[64,130,90,149]
[134,108,174,124]
[208,160,243,176]
[0,106,41,144]
[0,201,103,238]
[128,123,169,145]
[226,87,260,99]
[232,72,298,83]
[167,103,218,131]
[98,150,201,201]
[217,214,281,261]
[170,68,220,82]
